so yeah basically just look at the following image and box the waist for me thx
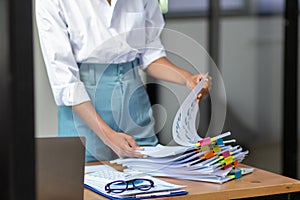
[78,58,140,79]
[78,58,139,69]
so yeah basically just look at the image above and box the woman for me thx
[36,0,210,162]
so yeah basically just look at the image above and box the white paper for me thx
[112,143,252,184]
[85,164,116,174]
[172,74,208,146]
[137,144,192,158]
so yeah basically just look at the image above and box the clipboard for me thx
[85,184,188,200]
[84,165,188,199]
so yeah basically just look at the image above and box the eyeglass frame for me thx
[104,178,155,194]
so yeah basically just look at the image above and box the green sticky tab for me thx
[213,146,221,153]
[201,145,210,152]
[158,0,168,14]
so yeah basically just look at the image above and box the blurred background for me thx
[33,0,300,177]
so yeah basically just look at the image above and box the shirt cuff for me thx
[139,41,166,70]
[53,81,90,106]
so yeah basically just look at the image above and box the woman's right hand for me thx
[104,130,144,158]
[72,101,145,159]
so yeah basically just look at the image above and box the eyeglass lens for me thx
[105,179,154,193]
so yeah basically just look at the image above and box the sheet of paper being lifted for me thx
[172,73,208,146]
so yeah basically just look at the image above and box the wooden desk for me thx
[84,163,300,200]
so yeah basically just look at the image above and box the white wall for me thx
[34,15,299,175]
[221,16,284,173]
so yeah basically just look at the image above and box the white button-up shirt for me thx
[36,0,166,106]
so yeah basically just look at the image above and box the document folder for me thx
[85,184,188,200]
[84,164,187,199]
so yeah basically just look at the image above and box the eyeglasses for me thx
[105,178,154,194]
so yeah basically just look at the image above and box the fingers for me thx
[195,73,211,102]
[194,73,211,86]
[186,74,204,89]
[111,134,144,158]
[126,135,143,150]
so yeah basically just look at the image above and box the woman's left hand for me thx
[185,72,211,102]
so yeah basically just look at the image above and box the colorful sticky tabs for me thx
[223,163,232,170]
[213,146,221,153]
[235,169,242,179]
[201,145,210,152]
[231,169,242,179]
[228,175,235,179]
[216,138,224,145]
[204,150,215,159]
[199,137,212,146]
[222,151,230,158]
[195,142,200,147]
[224,156,234,165]
[233,160,239,168]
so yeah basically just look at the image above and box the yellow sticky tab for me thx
[195,142,200,147]
[228,175,235,179]
[224,156,234,165]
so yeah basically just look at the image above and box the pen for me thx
[135,191,171,198]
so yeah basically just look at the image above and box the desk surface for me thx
[84,162,300,200]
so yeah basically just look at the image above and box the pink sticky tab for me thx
[222,151,230,158]
[223,163,232,170]
[200,137,211,146]
[199,139,205,146]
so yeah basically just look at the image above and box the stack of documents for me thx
[112,76,253,184]
[111,132,253,184]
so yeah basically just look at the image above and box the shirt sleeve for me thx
[35,0,90,106]
[139,0,167,70]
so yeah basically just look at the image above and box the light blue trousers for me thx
[58,59,158,162]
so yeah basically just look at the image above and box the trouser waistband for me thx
[77,58,139,74]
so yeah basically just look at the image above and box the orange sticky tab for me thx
[234,160,239,168]
[204,150,215,159]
